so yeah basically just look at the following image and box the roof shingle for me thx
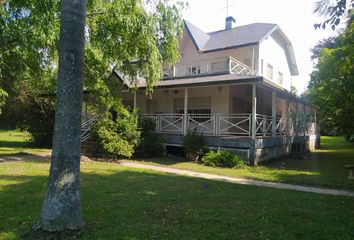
[184,20,277,52]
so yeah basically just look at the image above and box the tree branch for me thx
[86,11,106,17]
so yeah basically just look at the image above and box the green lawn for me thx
[0,159,354,240]
[139,136,354,191]
[0,129,353,191]
[0,130,50,155]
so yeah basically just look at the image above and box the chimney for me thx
[225,16,236,30]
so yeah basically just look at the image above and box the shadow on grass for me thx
[1,163,354,240]
[133,154,189,166]
[0,140,31,148]
[0,153,50,163]
[138,150,354,191]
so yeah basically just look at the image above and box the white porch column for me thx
[272,91,277,136]
[172,66,176,77]
[133,91,137,109]
[285,97,289,135]
[251,47,255,75]
[183,88,189,135]
[251,83,257,139]
[295,102,299,136]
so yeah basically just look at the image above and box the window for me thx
[261,59,264,74]
[266,63,273,80]
[277,71,283,85]
[189,65,201,75]
[174,97,211,122]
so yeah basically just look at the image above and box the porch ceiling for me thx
[136,74,263,89]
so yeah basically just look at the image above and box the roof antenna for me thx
[221,0,237,17]
[226,0,229,17]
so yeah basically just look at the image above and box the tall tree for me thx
[307,20,354,135]
[34,0,86,231]
[1,1,183,231]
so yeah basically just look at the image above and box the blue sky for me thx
[182,0,337,93]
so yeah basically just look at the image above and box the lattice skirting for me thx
[209,147,250,164]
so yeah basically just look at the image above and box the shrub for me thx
[182,129,207,160]
[23,97,55,147]
[201,150,245,168]
[345,130,354,143]
[93,109,140,158]
[135,116,165,157]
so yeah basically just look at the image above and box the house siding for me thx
[124,85,230,115]
[259,35,292,90]
[179,29,259,71]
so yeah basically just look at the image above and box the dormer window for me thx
[190,65,201,75]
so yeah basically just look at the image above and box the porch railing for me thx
[256,114,273,136]
[163,56,256,78]
[144,113,318,137]
[81,115,98,142]
[219,114,251,136]
[188,114,216,135]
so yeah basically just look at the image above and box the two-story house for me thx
[116,17,320,165]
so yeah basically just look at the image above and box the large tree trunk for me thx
[34,0,86,232]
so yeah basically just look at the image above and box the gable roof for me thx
[184,20,299,75]
[184,21,211,51]
[184,20,278,52]
[205,23,277,51]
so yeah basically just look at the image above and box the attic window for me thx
[277,71,283,85]
[189,65,201,75]
[266,64,273,80]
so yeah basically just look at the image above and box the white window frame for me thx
[277,71,283,85]
[189,65,201,75]
[266,63,273,80]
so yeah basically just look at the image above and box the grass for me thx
[0,159,354,240]
[0,130,50,155]
[138,136,354,191]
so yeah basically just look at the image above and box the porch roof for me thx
[114,71,312,107]
[135,73,263,89]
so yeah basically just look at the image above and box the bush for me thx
[182,129,207,160]
[23,97,55,147]
[0,94,55,147]
[93,109,140,158]
[135,116,165,157]
[201,150,245,168]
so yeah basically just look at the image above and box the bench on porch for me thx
[344,165,354,179]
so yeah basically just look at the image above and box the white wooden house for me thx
[116,17,320,165]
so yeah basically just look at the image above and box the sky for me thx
[181,0,337,93]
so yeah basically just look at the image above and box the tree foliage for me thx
[307,20,354,135]
[1,0,185,232]
[94,110,140,158]
[314,0,354,30]
[0,0,184,127]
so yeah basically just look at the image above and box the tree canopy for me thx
[1,0,185,232]
[306,19,354,135]
[0,0,184,121]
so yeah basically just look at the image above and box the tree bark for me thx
[34,0,86,232]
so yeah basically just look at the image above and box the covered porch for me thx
[124,81,318,139]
